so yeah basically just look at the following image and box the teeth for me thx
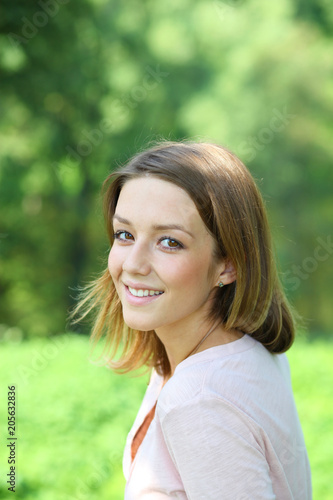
[128,287,163,297]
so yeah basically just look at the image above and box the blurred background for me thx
[0,0,332,498]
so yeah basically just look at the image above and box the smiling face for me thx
[108,176,224,334]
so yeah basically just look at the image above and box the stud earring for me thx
[218,281,224,288]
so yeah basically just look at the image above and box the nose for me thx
[122,241,151,276]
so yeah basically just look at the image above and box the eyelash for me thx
[113,230,184,251]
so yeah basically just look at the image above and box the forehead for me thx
[115,177,202,228]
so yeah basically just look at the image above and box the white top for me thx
[123,334,312,499]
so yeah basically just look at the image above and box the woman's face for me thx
[108,177,223,333]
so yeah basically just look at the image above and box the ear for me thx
[215,259,237,286]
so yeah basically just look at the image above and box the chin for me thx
[123,313,157,332]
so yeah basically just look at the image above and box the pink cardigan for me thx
[123,334,312,499]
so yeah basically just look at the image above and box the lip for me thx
[123,284,164,306]
[124,280,164,292]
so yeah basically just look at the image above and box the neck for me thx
[155,319,243,377]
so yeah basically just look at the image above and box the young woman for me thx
[75,141,312,499]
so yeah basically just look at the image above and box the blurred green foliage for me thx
[0,334,332,498]
[0,0,333,336]
[0,334,148,499]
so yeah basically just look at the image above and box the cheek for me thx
[167,253,213,290]
[108,246,122,280]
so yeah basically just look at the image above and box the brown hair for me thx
[72,141,295,376]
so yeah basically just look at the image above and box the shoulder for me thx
[157,334,292,422]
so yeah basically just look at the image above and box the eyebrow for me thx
[113,214,194,238]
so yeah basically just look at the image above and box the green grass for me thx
[0,333,332,499]
[286,335,333,498]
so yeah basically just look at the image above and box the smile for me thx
[128,287,164,297]
[123,285,164,306]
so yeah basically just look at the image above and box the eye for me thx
[113,230,134,241]
[159,237,184,250]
